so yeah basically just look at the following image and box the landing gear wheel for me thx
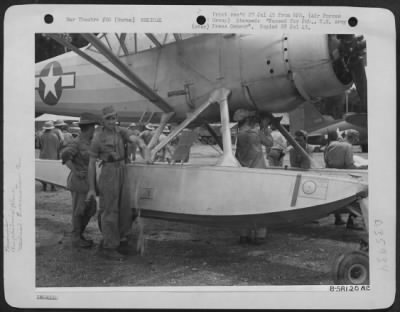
[333,251,369,285]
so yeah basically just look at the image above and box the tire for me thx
[333,251,369,285]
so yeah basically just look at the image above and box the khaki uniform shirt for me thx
[39,130,60,160]
[324,141,354,169]
[61,136,92,192]
[89,126,133,161]
[235,129,271,169]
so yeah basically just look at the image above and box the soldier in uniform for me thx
[234,109,273,244]
[86,106,151,260]
[38,121,60,192]
[61,113,99,248]
[127,122,140,162]
[288,130,313,169]
[324,129,366,229]
[267,124,287,167]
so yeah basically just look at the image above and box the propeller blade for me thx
[337,35,367,109]
[348,57,367,108]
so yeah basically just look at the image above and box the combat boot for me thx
[72,238,93,248]
[117,240,135,255]
[80,234,94,246]
[346,215,363,231]
[100,248,126,261]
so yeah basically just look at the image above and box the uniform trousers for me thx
[98,163,132,249]
[71,191,96,242]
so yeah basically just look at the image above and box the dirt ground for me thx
[35,145,368,287]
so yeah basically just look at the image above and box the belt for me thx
[99,158,125,167]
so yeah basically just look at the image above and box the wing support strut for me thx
[46,34,149,99]
[116,33,129,56]
[151,88,240,167]
[145,33,162,48]
[81,33,174,113]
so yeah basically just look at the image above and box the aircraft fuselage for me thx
[35,33,351,123]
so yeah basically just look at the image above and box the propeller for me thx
[336,35,367,110]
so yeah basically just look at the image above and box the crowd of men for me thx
[233,109,367,243]
[36,106,367,259]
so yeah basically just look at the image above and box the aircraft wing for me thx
[47,33,175,114]
[36,159,102,188]
[344,112,367,128]
[36,159,69,188]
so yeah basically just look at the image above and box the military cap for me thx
[102,106,117,118]
[78,112,100,125]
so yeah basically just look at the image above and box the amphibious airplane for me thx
[35,33,368,284]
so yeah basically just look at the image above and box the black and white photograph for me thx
[4,4,396,309]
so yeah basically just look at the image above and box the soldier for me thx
[86,106,151,260]
[61,113,100,248]
[324,129,366,230]
[267,124,287,167]
[127,122,140,162]
[55,119,74,151]
[288,130,313,169]
[38,121,60,192]
[234,109,273,244]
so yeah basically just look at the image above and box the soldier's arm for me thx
[344,146,358,169]
[86,157,97,200]
[87,134,100,200]
[259,130,273,148]
[288,147,296,167]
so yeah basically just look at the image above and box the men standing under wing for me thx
[86,106,151,260]
[61,113,99,248]
[324,129,367,230]
[38,120,60,192]
[234,109,273,244]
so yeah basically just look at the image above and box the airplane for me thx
[288,101,368,152]
[35,33,369,284]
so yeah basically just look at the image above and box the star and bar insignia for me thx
[35,61,75,105]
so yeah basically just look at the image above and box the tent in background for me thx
[35,114,80,131]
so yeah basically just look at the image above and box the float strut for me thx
[215,89,240,167]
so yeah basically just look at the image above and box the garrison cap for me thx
[102,106,117,118]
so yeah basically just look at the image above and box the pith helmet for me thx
[54,119,67,127]
[42,120,55,130]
